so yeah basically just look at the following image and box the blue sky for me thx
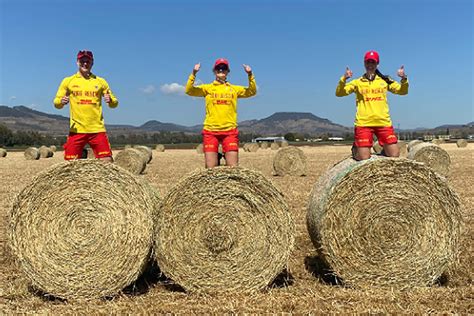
[0,0,472,129]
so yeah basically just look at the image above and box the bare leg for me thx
[353,146,371,161]
[204,152,219,168]
[224,151,238,167]
[383,143,400,157]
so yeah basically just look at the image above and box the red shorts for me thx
[64,132,112,160]
[202,128,239,153]
[353,126,398,147]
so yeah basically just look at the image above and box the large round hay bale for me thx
[134,145,152,164]
[0,148,7,157]
[270,142,280,150]
[196,143,204,154]
[9,160,158,299]
[49,145,57,152]
[155,167,295,293]
[155,144,165,152]
[260,142,269,149]
[307,157,462,289]
[24,147,40,160]
[114,148,147,175]
[407,140,423,151]
[280,141,289,148]
[407,143,450,177]
[372,142,383,154]
[398,141,408,158]
[456,139,468,148]
[39,146,54,158]
[247,143,259,152]
[272,146,307,176]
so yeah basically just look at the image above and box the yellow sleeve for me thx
[235,74,257,98]
[100,78,119,108]
[53,77,70,109]
[185,74,207,97]
[335,76,356,97]
[388,78,409,95]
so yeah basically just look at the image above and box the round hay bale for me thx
[407,140,423,151]
[270,142,280,150]
[0,148,7,158]
[24,147,40,160]
[9,160,158,299]
[456,139,468,148]
[39,146,54,158]
[280,141,289,148]
[247,143,259,153]
[372,142,383,154]
[307,157,462,289]
[272,146,307,176]
[114,148,147,175]
[260,142,269,149]
[124,144,132,149]
[155,144,165,152]
[196,143,204,154]
[155,167,295,293]
[242,143,250,152]
[431,138,444,145]
[134,145,153,164]
[398,141,408,158]
[81,148,95,159]
[49,145,57,152]
[407,142,451,177]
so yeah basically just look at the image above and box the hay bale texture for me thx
[273,146,307,176]
[260,142,269,149]
[155,167,295,293]
[270,142,280,150]
[9,160,159,299]
[372,142,383,154]
[155,144,165,152]
[246,143,259,152]
[114,148,147,175]
[39,146,54,158]
[0,148,6,157]
[24,147,40,160]
[134,145,153,163]
[50,145,57,152]
[407,140,423,151]
[431,138,444,145]
[398,141,408,158]
[196,143,204,154]
[456,139,468,148]
[307,157,462,289]
[280,141,289,148]
[407,142,451,177]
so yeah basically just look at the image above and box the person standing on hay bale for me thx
[53,50,118,162]
[185,58,257,168]
[336,50,409,160]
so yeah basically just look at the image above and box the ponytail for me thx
[375,69,394,85]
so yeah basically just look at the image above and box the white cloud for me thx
[160,83,185,96]
[139,84,157,94]
[9,96,17,100]
[28,103,39,109]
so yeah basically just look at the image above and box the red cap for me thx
[77,50,94,60]
[364,50,379,64]
[213,58,229,69]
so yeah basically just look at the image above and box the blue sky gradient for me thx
[0,0,472,128]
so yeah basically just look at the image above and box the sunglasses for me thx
[79,57,92,64]
[215,66,229,73]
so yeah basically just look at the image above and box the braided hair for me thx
[375,69,394,85]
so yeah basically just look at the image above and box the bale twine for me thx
[456,139,468,148]
[114,148,147,175]
[155,144,165,152]
[407,140,423,151]
[307,157,462,289]
[24,147,40,160]
[270,142,280,150]
[260,142,269,149]
[247,143,259,152]
[155,167,295,293]
[372,142,383,154]
[50,145,57,152]
[407,143,451,177]
[0,148,7,158]
[8,160,158,299]
[196,143,204,154]
[39,146,54,158]
[280,141,289,148]
[398,141,408,158]
[272,146,307,176]
[134,145,153,164]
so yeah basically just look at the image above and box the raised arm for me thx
[101,79,118,108]
[53,78,70,109]
[236,64,257,98]
[335,67,356,97]
[388,65,409,95]
[185,62,207,97]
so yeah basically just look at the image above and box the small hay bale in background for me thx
[0,148,7,157]
[155,144,165,152]
[114,148,147,175]
[196,143,204,154]
[9,160,159,299]
[81,148,94,159]
[134,145,153,164]
[270,142,280,150]
[307,157,462,289]
[273,146,307,176]
[407,142,451,177]
[242,143,250,152]
[260,142,269,149]
[456,139,468,148]
[39,146,54,158]
[407,140,423,151]
[247,143,259,152]
[432,138,444,145]
[398,141,408,158]
[280,141,289,148]
[124,144,132,149]
[24,147,40,160]
[372,142,383,154]
[49,145,57,152]
[155,167,295,293]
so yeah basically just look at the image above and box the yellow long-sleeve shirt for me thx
[336,75,408,127]
[185,74,257,131]
[53,72,118,133]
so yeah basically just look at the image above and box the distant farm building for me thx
[253,136,286,143]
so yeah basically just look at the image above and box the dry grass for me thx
[0,143,472,313]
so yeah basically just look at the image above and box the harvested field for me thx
[0,143,472,313]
